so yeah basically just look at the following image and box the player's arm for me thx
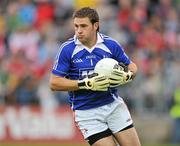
[49,73,109,91]
[109,40,138,87]
[49,74,79,91]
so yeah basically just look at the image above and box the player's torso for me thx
[68,45,116,110]
[53,34,129,110]
[69,47,113,80]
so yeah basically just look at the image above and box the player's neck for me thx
[83,34,97,49]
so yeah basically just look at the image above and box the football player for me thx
[49,7,140,146]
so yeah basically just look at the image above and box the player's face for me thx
[73,17,98,45]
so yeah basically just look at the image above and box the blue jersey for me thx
[52,33,131,110]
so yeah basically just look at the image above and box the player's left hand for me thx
[109,68,133,87]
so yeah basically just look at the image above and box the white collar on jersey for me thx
[74,32,104,45]
[72,33,111,55]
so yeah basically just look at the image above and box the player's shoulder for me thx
[57,37,76,53]
[100,33,119,44]
[59,37,76,49]
[100,33,122,47]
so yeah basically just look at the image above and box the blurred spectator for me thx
[54,0,74,25]
[0,14,6,58]
[74,0,97,9]
[136,22,164,53]
[3,52,39,105]
[155,0,172,20]
[8,26,40,62]
[170,84,180,144]
[0,58,8,104]
[117,0,132,30]
[6,1,21,33]
[17,0,37,27]
[35,1,54,29]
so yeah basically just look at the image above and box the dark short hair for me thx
[73,7,99,31]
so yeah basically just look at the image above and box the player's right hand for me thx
[78,73,109,91]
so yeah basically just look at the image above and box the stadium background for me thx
[0,0,180,146]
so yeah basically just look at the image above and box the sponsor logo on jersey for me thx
[73,58,83,63]
[86,55,96,59]
[79,68,94,79]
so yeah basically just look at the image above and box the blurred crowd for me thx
[0,0,180,114]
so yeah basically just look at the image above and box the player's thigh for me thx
[74,109,108,139]
[92,135,116,146]
[113,127,141,146]
[107,100,133,133]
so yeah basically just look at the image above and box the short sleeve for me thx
[52,44,71,77]
[113,41,131,65]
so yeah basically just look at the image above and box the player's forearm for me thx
[49,74,79,91]
[128,62,138,78]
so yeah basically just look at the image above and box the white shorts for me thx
[74,98,133,139]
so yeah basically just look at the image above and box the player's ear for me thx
[94,22,99,31]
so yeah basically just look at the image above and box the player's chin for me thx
[78,37,83,41]
[78,38,86,43]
